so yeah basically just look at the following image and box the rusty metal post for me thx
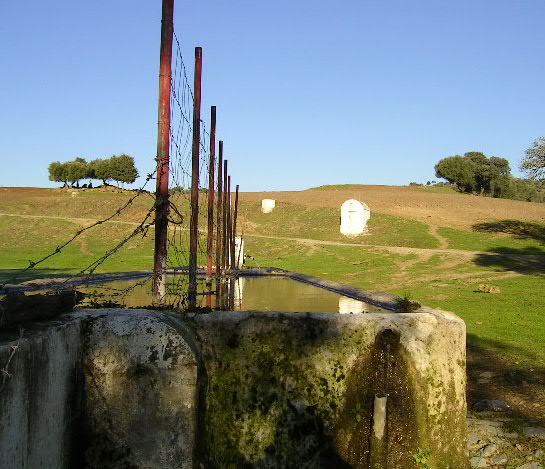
[227,176,233,270]
[153,0,174,302]
[215,141,223,307]
[205,106,216,308]
[188,47,203,309]
[206,106,216,283]
[221,160,228,271]
[232,184,239,269]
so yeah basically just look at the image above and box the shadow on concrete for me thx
[467,334,545,426]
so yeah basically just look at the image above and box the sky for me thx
[1,0,544,191]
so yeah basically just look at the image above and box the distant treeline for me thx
[434,152,545,203]
[48,155,139,188]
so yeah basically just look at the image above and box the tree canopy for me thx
[521,137,545,180]
[48,154,139,188]
[434,151,544,202]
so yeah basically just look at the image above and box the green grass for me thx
[439,226,545,254]
[245,237,545,368]
[240,201,439,249]
[0,215,209,284]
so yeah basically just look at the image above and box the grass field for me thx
[1,185,545,423]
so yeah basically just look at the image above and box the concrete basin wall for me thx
[0,317,84,469]
[0,303,468,468]
[191,309,467,468]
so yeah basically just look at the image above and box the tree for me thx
[521,137,545,180]
[435,152,514,195]
[434,155,476,193]
[90,158,112,185]
[108,154,139,187]
[48,161,68,187]
[48,158,91,187]
[64,158,89,187]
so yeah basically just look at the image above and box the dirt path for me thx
[0,212,141,226]
[3,212,544,261]
[428,225,449,249]
[245,232,545,261]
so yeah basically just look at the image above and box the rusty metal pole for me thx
[188,47,203,309]
[232,184,239,269]
[205,106,216,308]
[153,0,174,302]
[206,106,216,283]
[221,160,228,271]
[215,141,223,307]
[227,176,233,270]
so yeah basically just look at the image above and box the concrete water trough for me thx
[0,270,468,468]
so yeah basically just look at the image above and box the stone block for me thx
[81,310,200,469]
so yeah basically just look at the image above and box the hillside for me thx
[240,184,545,230]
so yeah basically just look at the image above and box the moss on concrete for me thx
[192,311,468,468]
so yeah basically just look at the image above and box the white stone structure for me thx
[233,237,245,269]
[340,199,370,236]
[261,199,276,213]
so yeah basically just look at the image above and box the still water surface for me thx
[80,275,384,314]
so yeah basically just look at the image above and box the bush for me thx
[435,151,545,202]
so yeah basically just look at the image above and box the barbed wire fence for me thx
[0,8,240,314]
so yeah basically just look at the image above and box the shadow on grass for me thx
[467,334,545,425]
[473,248,545,274]
[0,268,77,286]
[473,220,545,244]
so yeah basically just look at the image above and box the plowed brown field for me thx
[240,185,545,230]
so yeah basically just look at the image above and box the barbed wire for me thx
[0,172,156,291]
[2,29,233,312]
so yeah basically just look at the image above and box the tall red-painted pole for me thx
[206,107,216,308]
[221,160,228,271]
[153,0,174,301]
[226,175,232,269]
[215,141,224,305]
[188,47,203,309]
[206,106,216,283]
[232,184,239,268]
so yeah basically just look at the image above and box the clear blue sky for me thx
[1,0,544,191]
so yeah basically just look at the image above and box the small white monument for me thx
[233,237,245,269]
[340,199,370,237]
[261,199,276,213]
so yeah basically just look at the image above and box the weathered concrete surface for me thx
[0,288,468,469]
[191,309,468,469]
[81,309,200,469]
[0,317,83,469]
